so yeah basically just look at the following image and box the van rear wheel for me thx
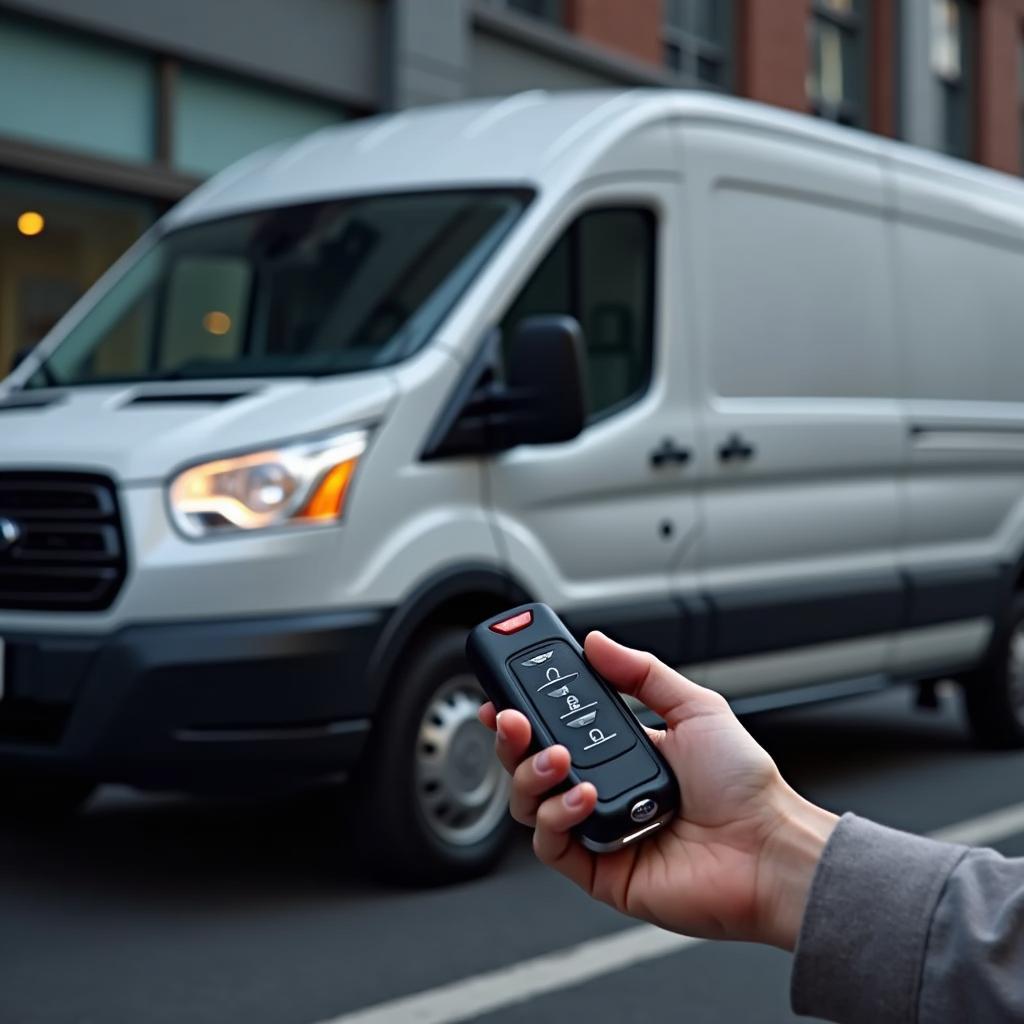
[962,594,1024,748]
[353,628,512,884]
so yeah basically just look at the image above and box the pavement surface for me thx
[3,684,1024,1024]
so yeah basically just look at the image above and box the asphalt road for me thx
[3,683,1024,1024]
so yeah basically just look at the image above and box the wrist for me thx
[755,785,839,951]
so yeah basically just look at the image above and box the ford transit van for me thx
[3,91,1024,882]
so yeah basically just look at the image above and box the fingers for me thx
[509,744,571,826]
[478,701,497,730]
[479,699,596,890]
[481,707,533,775]
[584,631,728,726]
[532,783,598,890]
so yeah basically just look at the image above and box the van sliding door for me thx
[887,158,1024,680]
[680,123,905,701]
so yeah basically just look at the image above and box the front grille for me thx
[0,473,127,611]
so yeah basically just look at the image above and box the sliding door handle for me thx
[718,433,756,463]
[650,438,691,468]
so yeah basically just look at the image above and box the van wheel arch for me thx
[366,565,533,708]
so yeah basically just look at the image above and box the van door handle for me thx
[650,438,691,468]
[718,433,756,463]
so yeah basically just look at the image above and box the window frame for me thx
[932,0,977,160]
[495,0,564,27]
[662,0,734,92]
[498,203,659,427]
[808,0,869,128]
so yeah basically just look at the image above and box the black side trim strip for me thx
[708,571,905,661]
[904,564,1005,628]
[560,593,712,667]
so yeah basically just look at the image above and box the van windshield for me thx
[24,190,527,387]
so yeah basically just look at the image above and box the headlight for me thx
[169,428,369,538]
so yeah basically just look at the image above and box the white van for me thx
[2,90,1023,881]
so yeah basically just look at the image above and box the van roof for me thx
[167,88,1024,227]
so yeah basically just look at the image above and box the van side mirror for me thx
[503,315,586,447]
[423,315,586,458]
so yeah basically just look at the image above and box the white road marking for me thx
[928,799,1024,847]
[316,926,698,1024]
[317,800,1024,1024]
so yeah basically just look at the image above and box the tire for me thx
[962,593,1024,748]
[353,628,513,885]
[0,775,95,822]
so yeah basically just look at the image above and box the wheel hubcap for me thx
[415,675,510,847]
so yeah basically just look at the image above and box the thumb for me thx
[584,631,727,726]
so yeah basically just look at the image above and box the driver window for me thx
[500,207,655,419]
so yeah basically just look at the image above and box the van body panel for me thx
[329,345,503,608]
[679,122,905,694]
[889,158,1024,676]
[165,92,662,232]
[0,375,397,481]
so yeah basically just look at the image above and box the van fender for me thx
[364,564,532,709]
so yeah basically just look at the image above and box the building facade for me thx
[0,0,1016,374]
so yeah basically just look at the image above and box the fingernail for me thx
[536,749,553,775]
[496,712,509,742]
[564,786,585,809]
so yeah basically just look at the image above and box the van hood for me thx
[0,374,398,483]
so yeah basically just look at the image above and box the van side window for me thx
[501,208,655,419]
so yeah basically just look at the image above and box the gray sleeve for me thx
[790,813,968,1023]
[792,813,1024,1022]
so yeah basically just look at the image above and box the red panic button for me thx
[490,610,533,635]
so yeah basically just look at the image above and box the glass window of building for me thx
[0,14,155,164]
[930,0,977,159]
[663,0,733,90]
[497,0,564,24]
[174,66,349,178]
[501,208,656,420]
[0,174,154,377]
[808,0,868,127]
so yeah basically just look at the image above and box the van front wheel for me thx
[963,595,1024,749]
[353,628,512,884]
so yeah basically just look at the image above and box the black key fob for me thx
[467,603,680,853]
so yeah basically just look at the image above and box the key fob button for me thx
[575,744,659,800]
[510,640,637,768]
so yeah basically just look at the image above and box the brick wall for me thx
[871,0,898,137]
[978,0,1024,174]
[738,0,811,112]
[565,0,663,66]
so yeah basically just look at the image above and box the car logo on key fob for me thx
[522,651,554,666]
[630,798,659,823]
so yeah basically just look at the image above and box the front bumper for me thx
[0,609,387,791]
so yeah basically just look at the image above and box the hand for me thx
[478,631,838,949]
